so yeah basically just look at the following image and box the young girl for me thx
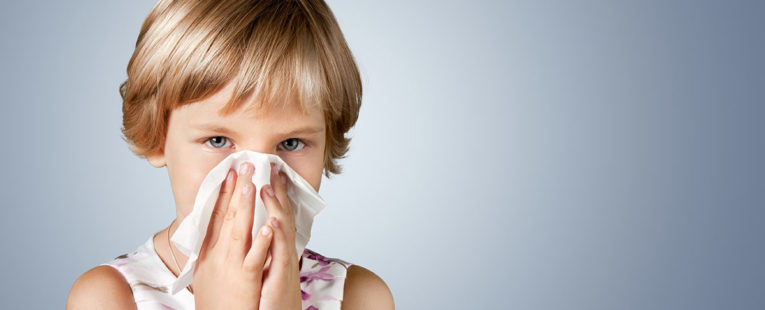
[66,0,393,309]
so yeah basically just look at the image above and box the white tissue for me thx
[166,150,325,294]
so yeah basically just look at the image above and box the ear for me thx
[145,148,167,168]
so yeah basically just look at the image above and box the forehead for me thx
[174,81,324,127]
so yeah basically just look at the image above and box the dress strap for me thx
[299,249,352,310]
[100,236,195,309]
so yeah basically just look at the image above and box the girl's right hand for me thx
[193,162,273,310]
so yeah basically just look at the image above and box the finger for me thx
[218,162,254,255]
[230,163,257,261]
[228,162,256,259]
[243,224,273,274]
[202,169,236,251]
[267,169,296,238]
[263,217,298,281]
[272,170,295,229]
[261,170,299,277]
[262,169,297,255]
[260,167,285,229]
[260,183,289,233]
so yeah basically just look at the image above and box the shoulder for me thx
[342,265,394,310]
[66,265,137,310]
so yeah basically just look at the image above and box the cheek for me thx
[166,147,228,215]
[283,151,324,192]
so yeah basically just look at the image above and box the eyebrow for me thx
[193,123,323,137]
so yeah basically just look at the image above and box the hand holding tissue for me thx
[167,151,325,294]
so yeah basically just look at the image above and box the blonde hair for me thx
[120,0,362,176]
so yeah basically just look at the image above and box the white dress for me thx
[101,235,351,310]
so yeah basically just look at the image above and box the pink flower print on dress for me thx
[304,249,333,266]
[300,266,333,286]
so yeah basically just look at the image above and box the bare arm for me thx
[342,265,394,310]
[66,265,137,310]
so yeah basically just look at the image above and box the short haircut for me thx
[120,0,362,176]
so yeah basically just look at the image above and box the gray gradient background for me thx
[1,0,764,309]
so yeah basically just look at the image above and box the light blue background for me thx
[1,0,764,309]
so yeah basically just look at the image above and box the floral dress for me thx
[101,235,351,310]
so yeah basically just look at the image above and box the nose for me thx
[236,147,278,178]
[234,141,278,156]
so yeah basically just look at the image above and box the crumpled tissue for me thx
[167,150,325,294]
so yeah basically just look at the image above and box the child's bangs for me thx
[225,26,328,116]
[156,1,331,116]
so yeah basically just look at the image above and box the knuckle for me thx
[268,205,285,219]
[273,256,291,269]
[279,206,294,221]
[242,262,260,274]
[224,208,237,221]
[229,230,242,241]
[277,193,291,209]
[284,202,294,215]
[211,207,225,220]
[284,215,296,227]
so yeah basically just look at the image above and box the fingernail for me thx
[280,174,286,184]
[270,217,280,228]
[242,183,251,195]
[226,171,234,184]
[265,186,274,197]
[239,163,250,174]
[260,226,271,236]
[271,167,278,176]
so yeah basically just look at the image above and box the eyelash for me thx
[203,136,306,152]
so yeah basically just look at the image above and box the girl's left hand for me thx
[258,166,302,310]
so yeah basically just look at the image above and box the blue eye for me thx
[279,138,305,151]
[205,136,230,149]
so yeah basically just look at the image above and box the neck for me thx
[163,218,188,275]
[152,217,194,294]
